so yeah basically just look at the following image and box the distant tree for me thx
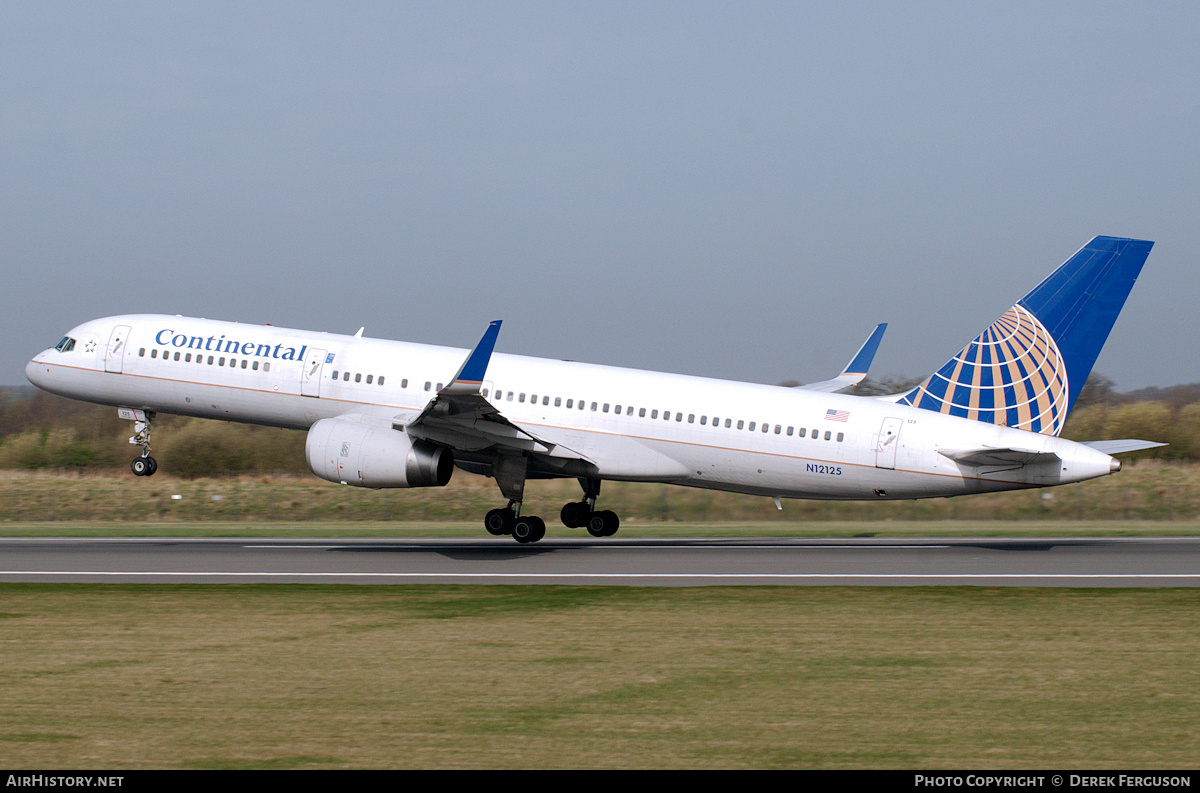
[1073,373,1131,409]
[848,375,924,398]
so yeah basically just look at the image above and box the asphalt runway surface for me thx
[1,536,1198,586]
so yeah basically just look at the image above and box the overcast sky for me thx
[3,2,1196,391]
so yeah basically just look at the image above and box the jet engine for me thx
[305,417,453,488]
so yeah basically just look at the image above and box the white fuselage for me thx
[26,314,1120,500]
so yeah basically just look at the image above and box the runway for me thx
[1,536,1198,586]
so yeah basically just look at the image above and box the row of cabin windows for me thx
[330,370,385,386]
[141,344,845,443]
[142,347,271,372]
[478,387,844,442]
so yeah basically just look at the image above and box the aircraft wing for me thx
[795,323,887,393]
[401,321,593,463]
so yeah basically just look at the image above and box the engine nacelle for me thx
[305,417,453,488]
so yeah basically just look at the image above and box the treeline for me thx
[1,373,1197,477]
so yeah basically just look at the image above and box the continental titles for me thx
[154,329,307,362]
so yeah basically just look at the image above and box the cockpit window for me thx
[54,336,76,353]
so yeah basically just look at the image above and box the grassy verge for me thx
[1,584,1197,768]
[2,459,1200,525]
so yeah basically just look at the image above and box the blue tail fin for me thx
[897,236,1153,436]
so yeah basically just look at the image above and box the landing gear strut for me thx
[481,455,546,544]
[482,463,619,543]
[120,407,158,477]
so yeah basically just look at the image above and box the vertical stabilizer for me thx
[897,236,1153,435]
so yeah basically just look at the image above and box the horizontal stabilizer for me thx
[939,447,1061,467]
[1081,439,1167,455]
[796,323,887,393]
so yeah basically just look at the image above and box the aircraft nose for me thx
[26,354,50,389]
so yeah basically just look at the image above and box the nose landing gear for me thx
[120,407,158,477]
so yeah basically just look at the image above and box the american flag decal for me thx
[825,409,849,422]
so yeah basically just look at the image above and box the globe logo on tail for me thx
[899,304,1069,436]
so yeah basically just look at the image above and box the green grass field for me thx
[1,584,1197,768]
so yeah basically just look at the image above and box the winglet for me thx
[842,322,887,378]
[443,320,502,395]
[795,323,888,393]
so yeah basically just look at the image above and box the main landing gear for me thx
[482,461,619,544]
[558,478,619,537]
[120,408,158,477]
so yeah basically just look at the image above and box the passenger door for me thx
[875,417,903,469]
[301,348,327,397]
[105,325,132,374]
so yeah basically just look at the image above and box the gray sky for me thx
[3,2,1196,391]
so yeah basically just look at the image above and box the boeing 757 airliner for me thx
[27,236,1163,542]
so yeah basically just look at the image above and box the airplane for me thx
[26,236,1164,543]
